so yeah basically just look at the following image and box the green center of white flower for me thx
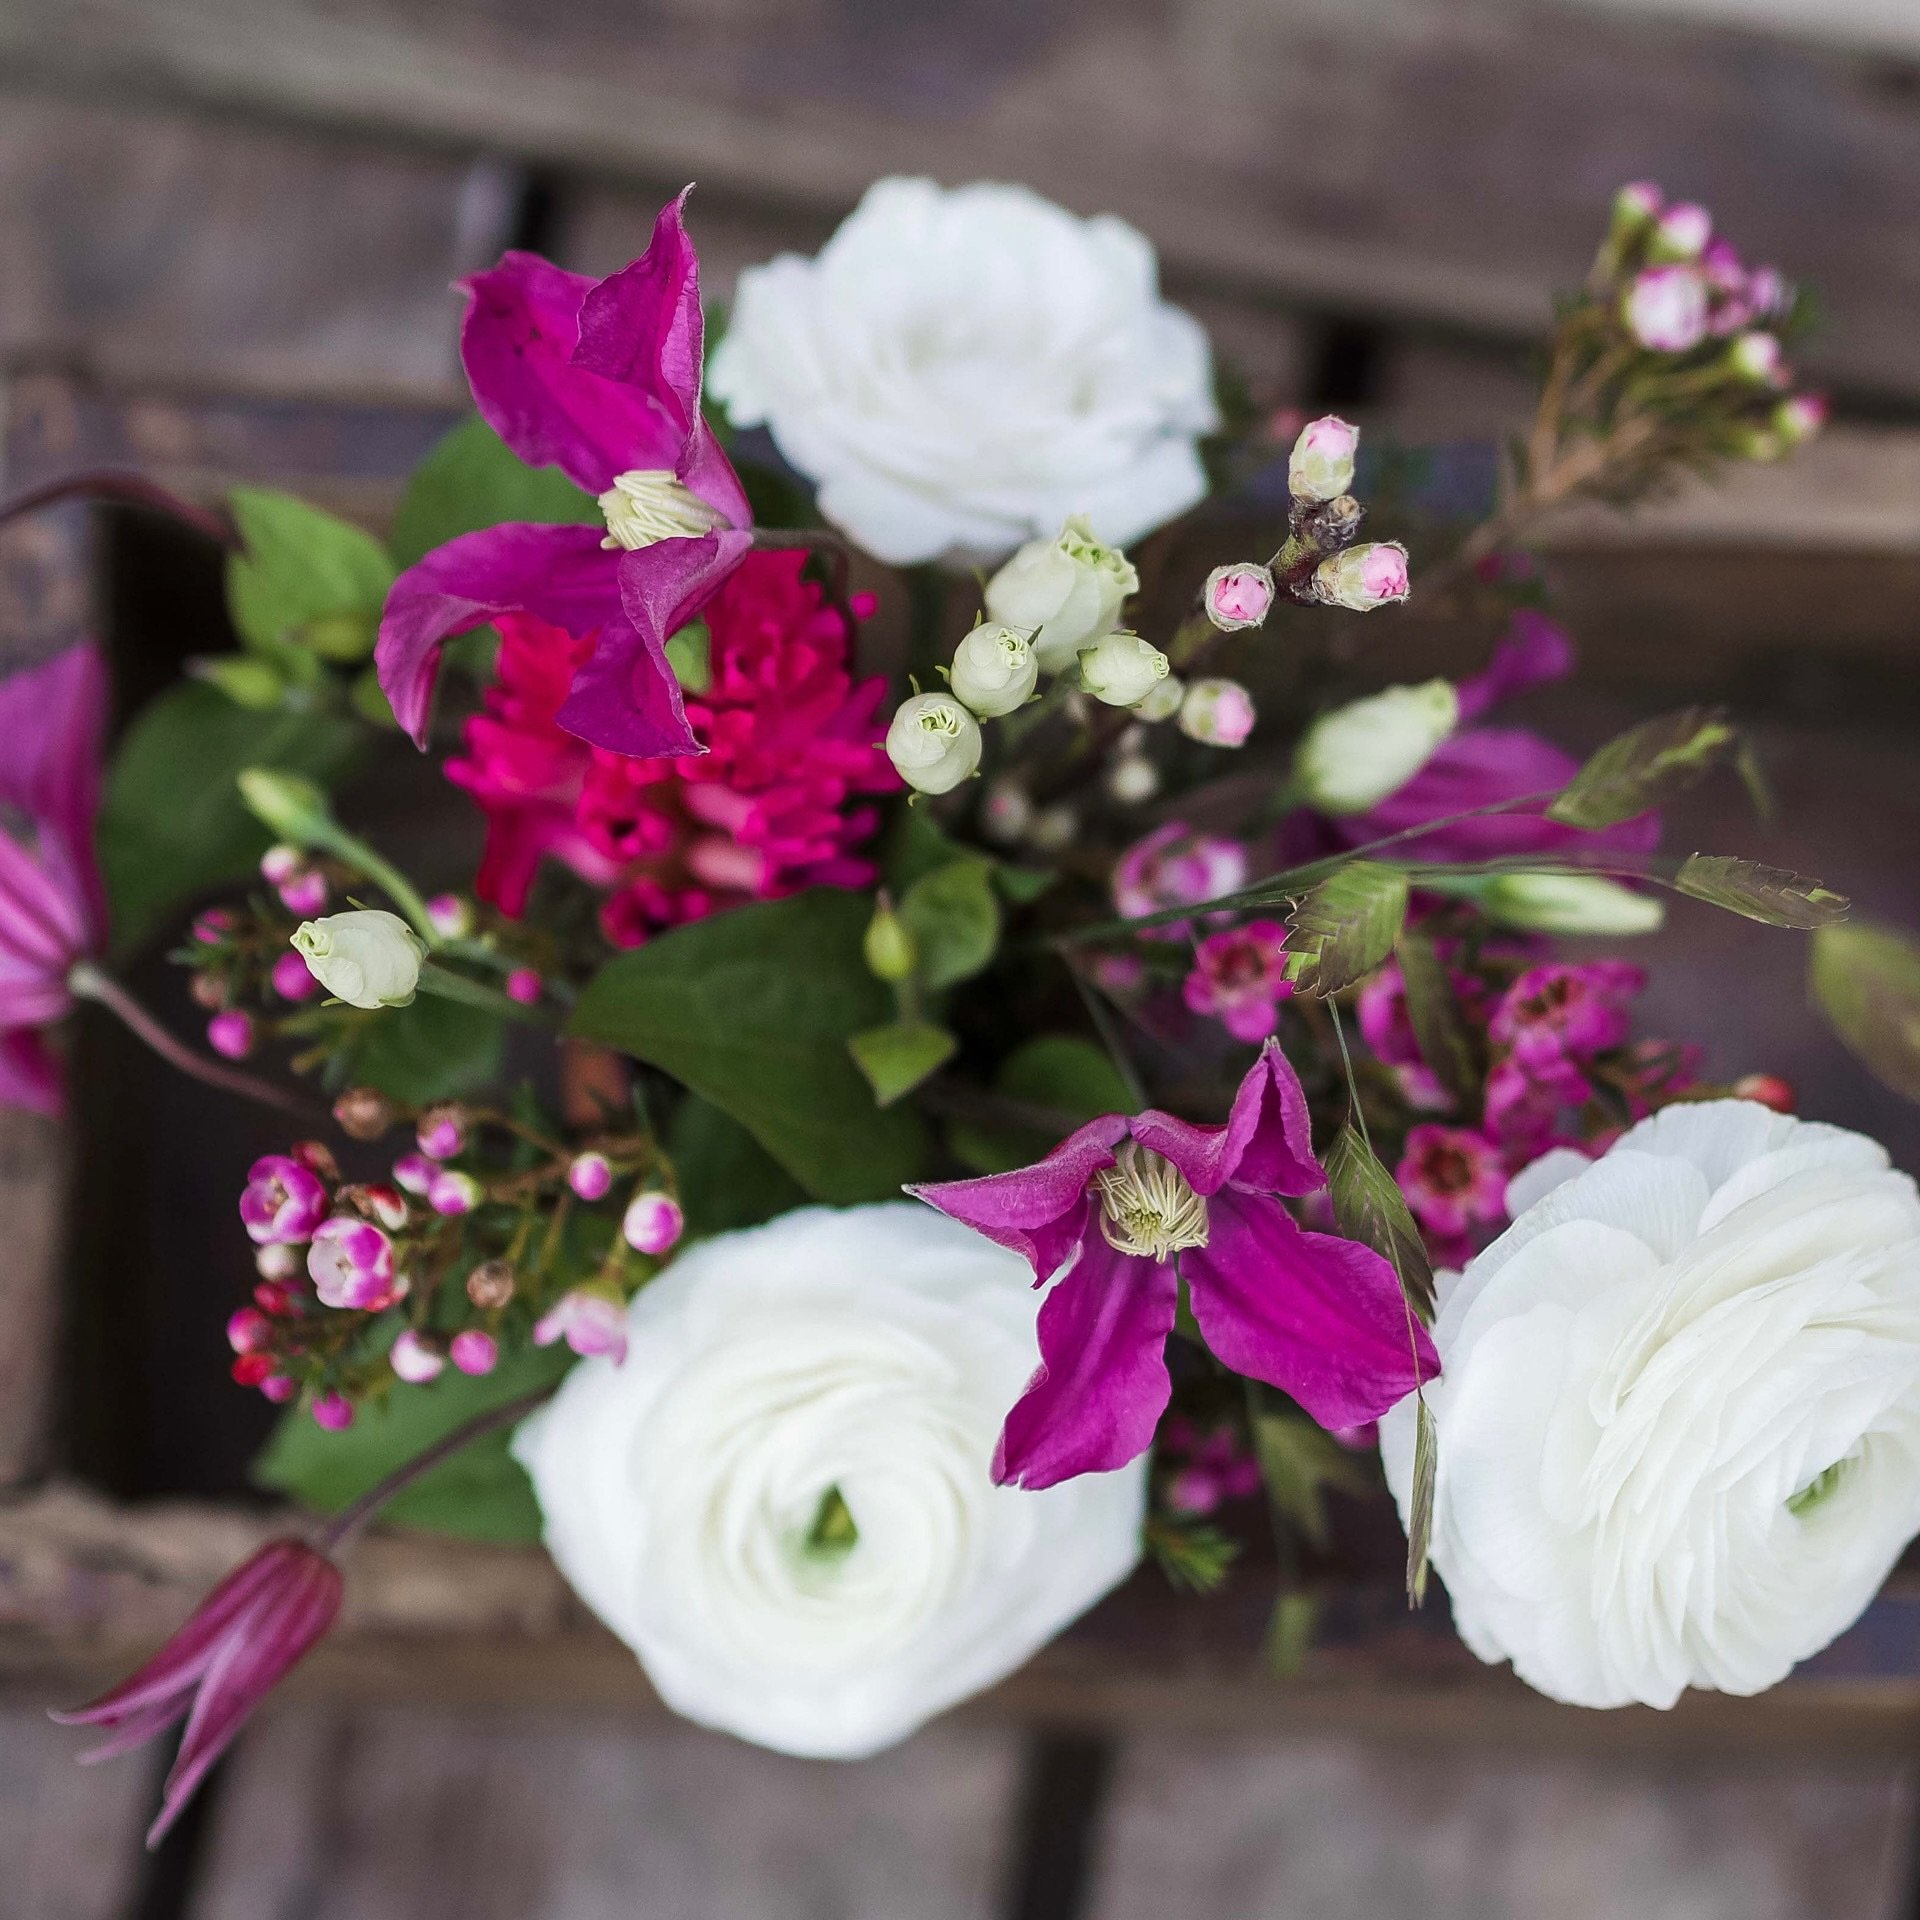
[598,470,727,551]
[1094,1142,1209,1261]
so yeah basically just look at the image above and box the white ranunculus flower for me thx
[708,177,1218,566]
[290,909,425,1009]
[512,1203,1146,1758]
[1381,1100,1920,1709]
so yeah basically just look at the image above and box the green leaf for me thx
[97,684,363,955]
[1546,706,1737,830]
[1323,1123,1435,1322]
[226,488,395,661]
[387,415,601,571]
[567,891,925,1202]
[898,858,1001,990]
[191,655,289,710]
[1394,929,1476,1104]
[1407,1395,1437,1605]
[848,1020,957,1107]
[345,992,506,1106]
[947,1035,1135,1175]
[1674,854,1848,928]
[253,1341,573,1544]
[668,1093,810,1234]
[665,620,712,694]
[1284,862,1409,998]
[1252,1407,1379,1550]
[882,804,968,894]
[1810,920,1920,1102]
[1144,1517,1241,1595]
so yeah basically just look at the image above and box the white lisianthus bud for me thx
[598,470,728,551]
[947,623,1038,719]
[1106,755,1160,804]
[1729,331,1784,386]
[985,517,1138,674]
[1475,873,1665,936]
[885,693,982,795]
[1202,562,1277,632]
[1178,678,1256,749]
[1077,632,1169,708]
[291,909,427,1009]
[1313,542,1411,612]
[1293,680,1458,814]
[1286,416,1359,504]
[1133,673,1185,724]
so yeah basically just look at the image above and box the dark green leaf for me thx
[1252,1408,1379,1549]
[947,1035,1134,1175]
[1810,920,1920,1102]
[1394,930,1476,1104]
[226,488,394,660]
[98,684,363,955]
[1407,1396,1437,1605]
[1323,1123,1435,1322]
[899,858,1000,991]
[1674,854,1848,928]
[882,804,968,895]
[1546,706,1737,830]
[848,1020,957,1107]
[1284,862,1409,998]
[386,415,600,571]
[668,1094,809,1234]
[344,992,507,1106]
[567,891,925,1202]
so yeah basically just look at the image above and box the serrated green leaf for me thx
[1811,920,1920,1102]
[1545,706,1737,830]
[848,1020,957,1107]
[227,487,395,660]
[1284,862,1409,998]
[567,891,925,1202]
[1323,1123,1435,1322]
[1407,1396,1437,1605]
[1674,854,1848,928]
[1252,1408,1379,1550]
[1395,930,1476,1104]
[899,858,1000,991]
[386,415,601,571]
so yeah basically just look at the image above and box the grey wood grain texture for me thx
[0,0,1917,397]
[0,1707,159,1919]
[187,1703,1020,1920]
[0,1112,68,1482]
[1088,1733,1916,1920]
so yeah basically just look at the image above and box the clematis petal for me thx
[1132,1039,1321,1198]
[1455,609,1574,722]
[0,1029,64,1117]
[909,1114,1129,1282]
[1184,1188,1438,1429]
[0,642,108,939]
[376,524,621,748]
[461,252,679,494]
[993,1237,1177,1489]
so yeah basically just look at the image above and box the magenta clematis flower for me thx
[0,642,109,1115]
[52,1538,343,1847]
[1182,919,1292,1042]
[911,1043,1437,1488]
[377,191,753,759]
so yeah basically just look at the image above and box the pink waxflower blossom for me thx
[1112,822,1249,941]
[191,909,234,945]
[307,1217,402,1311]
[392,1151,436,1196]
[568,1151,613,1201]
[1625,265,1709,352]
[533,1286,630,1363]
[275,869,328,917]
[378,193,753,759]
[622,1190,684,1255]
[226,1307,272,1354]
[52,1538,344,1846]
[505,968,543,1004]
[450,1329,498,1376]
[1158,1415,1262,1516]
[1489,962,1645,1075]
[1396,1125,1507,1242]
[911,1043,1436,1488]
[271,951,319,1001]
[1356,961,1421,1068]
[425,892,474,939]
[1202,564,1275,631]
[206,1010,254,1059]
[260,1374,297,1404]
[311,1392,355,1430]
[1182,920,1292,1042]
[428,1169,483,1216]
[447,554,897,946]
[389,1328,446,1383]
[416,1103,467,1161]
[239,1154,329,1246]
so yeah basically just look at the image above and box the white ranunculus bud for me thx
[1077,632,1169,709]
[1313,541,1411,612]
[511,1203,1146,1756]
[1293,680,1458,814]
[1475,872,1665,936]
[1132,673,1185,724]
[885,693,982,795]
[291,909,426,1009]
[1287,416,1359,504]
[985,517,1139,674]
[1177,677,1256,748]
[1382,1101,1920,1709]
[598,470,728,551]
[948,622,1038,719]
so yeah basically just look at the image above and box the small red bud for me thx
[1732,1072,1796,1114]
[231,1353,274,1387]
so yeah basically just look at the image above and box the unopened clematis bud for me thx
[1650,201,1712,261]
[948,622,1038,718]
[1202,562,1277,633]
[1133,673,1185,724]
[1178,678,1256,749]
[207,1011,254,1060]
[1733,1071,1796,1113]
[623,1190,685,1256]
[428,1169,483,1216]
[291,910,425,1010]
[1624,265,1710,352]
[862,896,917,983]
[984,516,1137,672]
[307,1216,403,1311]
[1078,632,1169,708]
[416,1103,468,1161]
[1106,756,1159,804]
[466,1258,516,1310]
[534,1285,630,1364]
[390,1328,446,1383]
[1476,872,1666,936]
[597,470,728,551]
[886,693,982,794]
[1312,542,1410,612]
[425,892,474,940]
[1729,331,1785,385]
[332,1085,395,1141]
[1774,393,1828,445]
[567,1151,614,1202]
[271,951,319,1002]
[1294,680,1459,814]
[1286,416,1359,504]
[240,1154,329,1246]
[450,1329,499,1376]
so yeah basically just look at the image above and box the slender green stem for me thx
[415,961,560,1030]
[316,826,441,945]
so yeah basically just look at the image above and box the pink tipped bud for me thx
[307,1217,402,1311]
[1177,678,1256,749]
[276,870,328,917]
[505,968,543,1006]
[392,1150,436,1196]
[1733,1071,1796,1113]
[1286,415,1359,503]
[568,1151,614,1201]
[253,1279,297,1316]
[389,1328,446,1383]
[260,1374,297,1404]
[533,1287,630,1364]
[311,1392,355,1431]
[449,1329,498,1376]
[240,1154,330,1247]
[1774,393,1828,445]
[1746,265,1789,319]
[1202,563,1276,632]
[426,893,474,940]
[1624,265,1709,352]
[292,1139,339,1181]
[1611,180,1663,231]
[260,844,302,886]
[207,1010,255,1060]
[428,1169,483,1217]
[227,1307,273,1354]
[1729,331,1785,386]
[192,908,235,945]
[1651,200,1711,260]
[343,1182,409,1231]
[416,1103,468,1161]
[1313,542,1410,612]
[271,951,319,1002]
[622,1191,685,1256]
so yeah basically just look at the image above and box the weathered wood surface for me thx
[2,0,1920,400]
[0,1707,159,1920]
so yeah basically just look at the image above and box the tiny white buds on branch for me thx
[1077,632,1169,708]
[1287,416,1359,504]
[1106,755,1160,804]
[885,693,982,794]
[948,623,1038,718]
[1312,542,1411,612]
[1202,563,1276,632]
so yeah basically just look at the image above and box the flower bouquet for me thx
[27,175,1920,1845]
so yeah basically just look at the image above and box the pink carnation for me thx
[447,552,897,947]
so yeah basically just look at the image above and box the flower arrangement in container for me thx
[22,175,1920,1843]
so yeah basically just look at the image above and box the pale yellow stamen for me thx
[598,470,727,551]
[1093,1142,1209,1261]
